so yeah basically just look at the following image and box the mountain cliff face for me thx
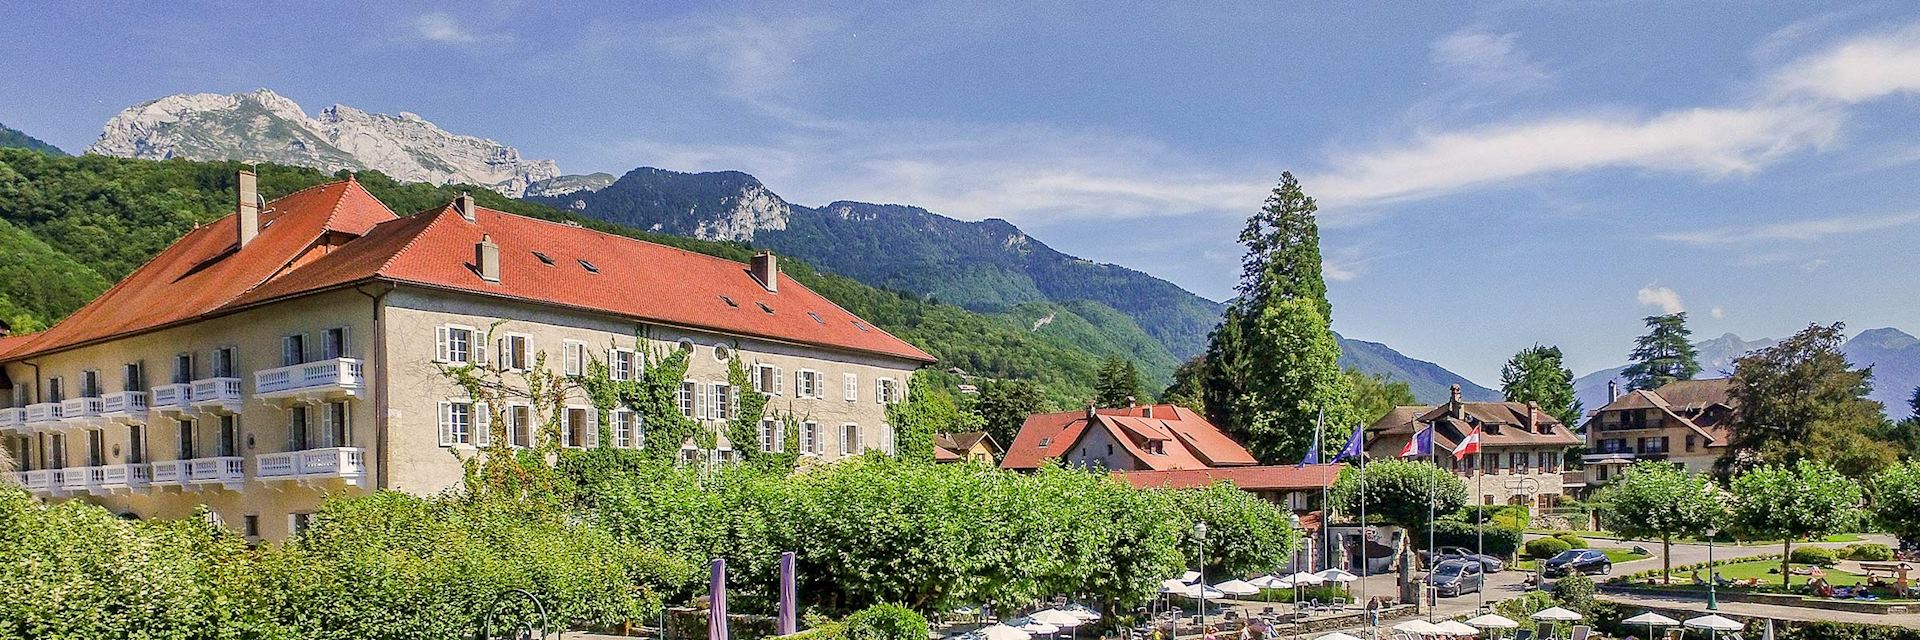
[87,89,558,196]
[525,167,789,241]
[1573,329,1919,417]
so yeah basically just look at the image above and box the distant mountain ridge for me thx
[1574,328,1920,418]
[87,89,559,196]
[0,123,65,156]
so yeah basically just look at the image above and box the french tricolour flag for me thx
[1398,425,1433,458]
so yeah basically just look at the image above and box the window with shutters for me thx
[796,370,821,399]
[844,373,858,402]
[86,429,104,466]
[753,363,779,394]
[711,383,731,421]
[289,406,310,451]
[323,327,349,359]
[509,404,533,448]
[612,408,632,448]
[218,415,238,457]
[177,419,196,459]
[501,334,532,371]
[127,424,146,464]
[800,421,819,455]
[212,347,237,378]
[879,423,895,455]
[563,340,585,376]
[677,381,696,418]
[436,325,477,364]
[282,334,307,367]
[841,423,859,455]
[564,407,592,449]
[609,348,637,380]
[325,401,351,448]
[81,370,100,398]
[759,418,782,453]
[441,401,475,446]
[46,376,63,402]
[173,354,194,384]
[123,362,144,392]
[877,378,900,404]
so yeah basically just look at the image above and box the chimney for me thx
[1086,402,1096,420]
[455,192,477,222]
[476,234,500,282]
[751,251,779,292]
[1449,383,1464,418]
[1607,380,1619,403]
[1526,401,1539,433]
[1126,395,1137,408]
[237,169,259,247]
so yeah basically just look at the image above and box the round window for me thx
[677,338,695,353]
[713,343,733,362]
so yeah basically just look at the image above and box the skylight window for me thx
[757,302,774,314]
[720,295,738,308]
[852,321,871,332]
[532,251,555,266]
[807,311,825,325]
[578,259,599,273]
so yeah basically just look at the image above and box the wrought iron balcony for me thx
[254,357,365,404]
[189,378,244,414]
[256,447,367,486]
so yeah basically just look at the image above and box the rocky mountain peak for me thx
[88,89,558,197]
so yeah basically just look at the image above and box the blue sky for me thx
[4,2,1919,385]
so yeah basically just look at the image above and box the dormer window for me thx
[852,321,871,332]
[1038,437,1052,448]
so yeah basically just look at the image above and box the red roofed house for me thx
[0,172,932,541]
[1366,385,1581,511]
[933,431,1000,464]
[1001,403,1259,473]
[1579,378,1735,486]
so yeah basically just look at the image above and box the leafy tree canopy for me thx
[1727,322,1895,478]
[1596,462,1725,583]
[967,378,1049,448]
[1500,344,1583,426]
[1330,459,1467,530]
[1348,368,1417,426]
[1094,357,1148,408]
[1729,460,1863,587]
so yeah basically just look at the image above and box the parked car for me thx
[1424,546,1507,573]
[1428,559,1484,597]
[1541,549,1611,577]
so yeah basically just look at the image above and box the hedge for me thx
[1842,543,1893,561]
[1789,546,1839,567]
[1554,533,1589,549]
[844,604,929,640]
[1525,537,1573,559]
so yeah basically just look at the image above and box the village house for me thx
[932,431,1000,464]
[1579,378,1734,485]
[0,172,932,541]
[1367,385,1580,510]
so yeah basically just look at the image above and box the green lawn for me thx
[1630,558,1867,588]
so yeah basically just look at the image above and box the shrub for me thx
[844,604,928,640]
[1552,574,1597,612]
[1526,537,1573,559]
[1554,533,1589,549]
[1844,543,1894,561]
[1429,518,1523,557]
[1790,546,1839,567]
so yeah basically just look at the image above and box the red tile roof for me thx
[999,404,1257,471]
[1113,464,1346,491]
[3,180,934,364]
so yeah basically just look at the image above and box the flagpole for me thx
[1427,421,1436,622]
[1316,407,1327,572]
[1357,424,1368,612]
[1477,458,1486,610]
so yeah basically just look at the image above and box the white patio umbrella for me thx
[1465,614,1518,629]
[1435,620,1482,637]
[1031,609,1083,628]
[1686,614,1744,640]
[1213,579,1262,597]
[1283,571,1326,585]
[1624,612,1680,640]
[1318,633,1368,640]
[1161,579,1190,593]
[1394,619,1443,635]
[1531,607,1583,640]
[1180,570,1202,583]
[1061,604,1101,622]
[1181,584,1227,600]
[1249,574,1291,589]
[1315,568,1361,583]
[980,624,1033,640]
[1015,620,1059,635]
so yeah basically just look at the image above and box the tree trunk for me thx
[1662,536,1672,585]
[1783,540,1793,589]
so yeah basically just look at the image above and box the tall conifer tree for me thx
[1622,313,1701,391]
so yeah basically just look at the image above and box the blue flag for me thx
[1333,424,1366,461]
[1300,429,1322,467]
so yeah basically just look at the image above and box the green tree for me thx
[1094,357,1148,408]
[1201,173,1356,464]
[1162,357,1209,415]
[1621,313,1701,391]
[886,371,984,461]
[1500,344,1583,426]
[1347,368,1417,426]
[1728,460,1863,588]
[1869,460,1920,548]
[969,378,1048,447]
[1596,462,1725,583]
[1890,388,1920,457]
[1330,460,1466,598]
[1166,481,1301,578]
[1725,323,1895,478]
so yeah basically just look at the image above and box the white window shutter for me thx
[435,327,449,362]
[606,349,617,378]
[339,326,350,359]
[470,401,487,445]
[473,335,487,367]
[635,413,647,449]
[698,383,710,420]
[845,373,857,401]
[585,410,600,447]
[730,385,739,418]
[775,368,784,396]
[303,332,315,363]
[437,401,453,447]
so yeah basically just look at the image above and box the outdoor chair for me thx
[1513,629,1534,640]
[1570,624,1591,640]
[1261,606,1276,616]
[1662,629,1683,640]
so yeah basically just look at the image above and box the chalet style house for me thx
[1367,385,1581,510]
[1001,403,1258,472]
[932,431,1000,464]
[0,172,932,541]
[1579,378,1734,485]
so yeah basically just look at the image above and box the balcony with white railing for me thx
[59,467,90,492]
[149,383,193,416]
[189,378,244,414]
[148,460,189,487]
[24,402,64,429]
[256,447,368,486]
[100,391,149,422]
[60,396,104,426]
[0,407,22,432]
[186,456,246,489]
[254,358,365,404]
[22,469,59,495]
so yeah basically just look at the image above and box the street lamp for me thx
[1288,512,1304,570]
[1195,522,1209,636]
[1705,526,1719,610]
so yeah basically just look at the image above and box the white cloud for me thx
[653,14,838,122]
[415,13,477,43]
[1769,24,1920,103]
[1431,29,1553,90]
[1655,211,1920,245]
[1711,306,1727,320]
[1637,285,1686,314]
[1310,105,1840,205]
